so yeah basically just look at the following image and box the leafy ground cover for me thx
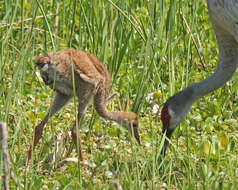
[0,0,238,189]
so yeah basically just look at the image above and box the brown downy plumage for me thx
[27,49,140,162]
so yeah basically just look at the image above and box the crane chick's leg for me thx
[71,84,95,161]
[27,92,71,162]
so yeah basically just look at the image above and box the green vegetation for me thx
[1,0,238,189]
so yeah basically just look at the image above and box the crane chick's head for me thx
[121,112,140,144]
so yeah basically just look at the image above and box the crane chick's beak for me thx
[122,112,141,144]
[132,120,140,145]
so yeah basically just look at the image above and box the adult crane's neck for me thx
[191,37,238,100]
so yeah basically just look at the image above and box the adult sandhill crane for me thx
[27,49,140,162]
[161,0,238,154]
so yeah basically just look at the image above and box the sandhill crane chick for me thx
[28,49,140,161]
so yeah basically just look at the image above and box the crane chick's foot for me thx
[71,125,83,161]
[26,148,32,164]
[27,121,46,164]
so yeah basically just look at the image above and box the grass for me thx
[1,0,238,189]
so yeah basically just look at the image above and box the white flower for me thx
[152,104,159,114]
[146,92,154,103]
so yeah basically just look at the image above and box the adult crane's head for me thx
[160,87,196,153]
